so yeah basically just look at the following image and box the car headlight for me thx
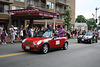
[88,37,92,39]
[37,40,42,45]
[22,39,26,43]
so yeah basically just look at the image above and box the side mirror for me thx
[53,36,57,40]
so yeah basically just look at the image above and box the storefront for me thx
[9,8,58,29]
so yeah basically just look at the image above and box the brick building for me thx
[0,0,75,31]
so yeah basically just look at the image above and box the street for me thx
[0,39,100,67]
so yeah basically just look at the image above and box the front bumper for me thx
[81,38,91,42]
[22,44,41,51]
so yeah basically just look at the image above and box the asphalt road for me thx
[0,39,100,67]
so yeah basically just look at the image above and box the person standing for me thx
[10,25,15,44]
[31,27,34,37]
[57,25,66,37]
[98,29,100,38]
[23,28,27,39]
[2,29,7,44]
[0,25,3,44]
[20,29,23,40]
[28,27,32,37]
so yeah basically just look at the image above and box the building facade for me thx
[0,0,75,31]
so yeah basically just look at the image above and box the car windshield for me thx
[43,31,53,38]
[34,31,53,38]
[85,32,93,36]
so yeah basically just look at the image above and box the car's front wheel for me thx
[41,44,49,54]
[63,42,68,50]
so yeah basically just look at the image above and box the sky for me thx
[76,0,100,19]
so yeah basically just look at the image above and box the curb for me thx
[0,40,21,44]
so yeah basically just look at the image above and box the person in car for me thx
[57,25,66,37]
[45,25,55,36]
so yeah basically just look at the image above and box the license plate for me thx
[82,39,84,41]
[26,46,30,49]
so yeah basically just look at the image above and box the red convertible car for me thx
[22,31,68,54]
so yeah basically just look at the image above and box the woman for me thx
[2,29,7,44]
[10,25,15,44]
[23,28,27,39]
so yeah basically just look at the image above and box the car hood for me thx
[83,35,92,39]
[25,37,52,42]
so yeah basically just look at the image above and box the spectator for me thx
[10,25,15,44]
[0,25,3,43]
[23,28,27,39]
[28,27,31,37]
[2,29,7,44]
[20,29,23,40]
[98,29,100,38]
[57,25,66,37]
[31,27,34,37]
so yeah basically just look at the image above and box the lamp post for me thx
[95,7,100,23]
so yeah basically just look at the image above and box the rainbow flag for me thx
[26,24,29,28]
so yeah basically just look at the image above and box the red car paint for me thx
[22,37,68,51]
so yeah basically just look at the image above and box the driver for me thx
[45,25,55,36]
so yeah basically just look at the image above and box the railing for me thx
[56,0,70,6]
[56,8,66,13]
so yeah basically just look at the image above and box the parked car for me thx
[22,31,68,54]
[77,32,98,44]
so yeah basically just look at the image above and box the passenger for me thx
[57,25,66,37]
[45,25,55,36]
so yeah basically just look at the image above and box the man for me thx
[45,25,55,36]
[28,27,32,37]
[57,25,66,37]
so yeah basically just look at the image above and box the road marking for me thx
[0,43,83,58]
[0,52,28,58]
[69,43,83,46]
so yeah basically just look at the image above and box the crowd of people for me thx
[0,24,100,45]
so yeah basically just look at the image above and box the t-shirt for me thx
[0,27,3,34]
[98,30,100,37]
[28,30,31,36]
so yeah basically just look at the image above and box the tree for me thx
[86,18,95,30]
[64,6,72,30]
[76,15,86,23]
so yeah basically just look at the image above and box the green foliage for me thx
[64,6,72,30]
[86,18,95,30]
[76,15,86,23]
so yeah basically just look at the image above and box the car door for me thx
[49,37,61,48]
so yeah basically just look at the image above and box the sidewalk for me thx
[0,36,21,44]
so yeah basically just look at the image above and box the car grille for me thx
[24,42,33,45]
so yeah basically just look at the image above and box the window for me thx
[4,5,9,14]
[0,4,9,14]
[56,15,64,20]
[0,4,4,12]
[15,0,24,2]
[47,1,54,9]
[12,6,24,10]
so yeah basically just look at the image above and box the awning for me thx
[34,22,45,24]
[47,23,53,25]
[56,23,64,25]
[0,20,8,23]
[9,8,59,20]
